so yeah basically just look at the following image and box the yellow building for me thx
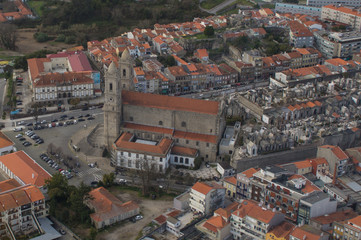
[223,176,236,198]
[266,221,295,240]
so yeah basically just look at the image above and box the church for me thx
[104,50,226,172]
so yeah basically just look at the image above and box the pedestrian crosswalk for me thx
[77,167,101,177]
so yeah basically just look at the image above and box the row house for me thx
[324,58,361,72]
[286,100,323,121]
[133,67,169,94]
[0,179,48,239]
[333,215,361,240]
[31,72,94,102]
[190,182,225,215]
[230,199,285,240]
[317,145,351,178]
[248,165,323,222]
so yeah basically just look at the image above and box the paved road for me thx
[200,0,237,14]
[0,78,6,115]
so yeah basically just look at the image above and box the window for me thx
[206,143,209,147]
[136,154,139,158]
[130,117,133,121]
[123,69,126,77]
[210,129,213,133]
[181,121,186,127]
[186,140,189,144]
[128,152,131,157]
[128,160,132,167]
[196,141,199,146]
[159,121,163,126]
[160,158,163,162]
[121,152,123,156]
[109,83,113,91]
[180,157,184,164]
[206,154,208,158]
[175,157,178,163]
[185,158,189,164]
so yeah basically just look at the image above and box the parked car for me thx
[19,137,26,141]
[135,215,143,221]
[15,134,22,138]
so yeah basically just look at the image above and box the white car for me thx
[119,179,127,184]
[15,134,23,138]
[135,215,143,221]
[41,120,47,124]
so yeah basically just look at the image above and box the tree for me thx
[204,26,214,37]
[69,98,80,106]
[102,173,115,187]
[165,55,176,67]
[34,32,49,42]
[45,173,69,202]
[0,23,17,50]
[193,157,202,170]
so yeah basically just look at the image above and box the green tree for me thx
[102,173,115,187]
[34,32,49,42]
[65,36,76,44]
[204,26,214,37]
[55,34,66,42]
[45,173,69,201]
[165,55,175,67]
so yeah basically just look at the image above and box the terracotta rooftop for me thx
[268,221,295,239]
[214,202,239,220]
[0,131,14,149]
[293,160,312,170]
[348,215,361,230]
[123,122,174,135]
[224,176,237,185]
[240,168,258,178]
[122,90,219,115]
[202,215,228,233]
[114,132,173,156]
[0,151,51,187]
[232,200,278,224]
[88,187,139,223]
[171,146,198,157]
[174,130,217,144]
[290,225,323,240]
[319,145,348,160]
[192,181,224,195]
[0,179,21,192]
[312,209,358,225]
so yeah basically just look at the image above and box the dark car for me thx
[26,123,33,126]
[78,115,83,118]
[85,114,90,117]
[19,137,26,141]
[82,107,89,111]
[87,117,95,120]
[51,119,58,123]
[69,116,74,119]
[36,139,44,144]
[78,118,85,122]
[16,102,22,105]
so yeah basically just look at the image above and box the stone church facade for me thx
[104,50,226,167]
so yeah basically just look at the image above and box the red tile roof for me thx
[122,90,219,115]
[241,168,258,178]
[0,131,14,149]
[0,151,51,187]
[214,202,239,220]
[312,209,358,225]
[232,200,278,224]
[202,215,228,233]
[114,133,173,156]
[224,176,237,185]
[348,215,361,230]
[319,145,348,160]
[174,130,217,144]
[171,146,198,157]
[268,221,295,239]
[192,182,224,195]
[88,187,139,223]
[290,226,323,240]
[293,160,312,170]
[123,122,174,135]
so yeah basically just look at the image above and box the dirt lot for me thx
[0,28,75,58]
[16,29,74,54]
[96,187,174,240]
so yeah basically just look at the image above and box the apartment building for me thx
[290,225,329,240]
[230,200,284,240]
[309,0,361,7]
[314,30,361,59]
[0,131,14,156]
[275,3,322,17]
[333,215,361,240]
[0,179,48,239]
[190,182,225,215]
[289,21,314,48]
[321,5,361,31]
[317,145,351,177]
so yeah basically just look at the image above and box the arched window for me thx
[181,121,186,127]
[159,121,163,126]
[109,83,113,91]
[123,69,126,77]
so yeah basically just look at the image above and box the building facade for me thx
[275,3,321,17]
[190,182,225,215]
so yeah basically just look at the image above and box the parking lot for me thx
[14,72,33,113]
[5,110,106,185]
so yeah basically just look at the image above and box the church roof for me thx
[122,90,219,115]
[121,49,131,61]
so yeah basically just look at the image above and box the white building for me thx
[309,0,361,7]
[230,200,284,240]
[113,132,173,173]
[190,182,225,215]
[275,3,321,17]
[170,146,198,168]
[0,131,15,155]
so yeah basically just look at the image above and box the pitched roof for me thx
[232,200,278,224]
[268,221,295,239]
[311,209,358,225]
[293,160,312,169]
[114,133,173,156]
[171,146,198,157]
[224,176,237,185]
[241,168,258,178]
[319,145,348,160]
[88,187,139,223]
[290,225,323,240]
[0,184,44,211]
[348,215,361,230]
[122,90,219,115]
[192,182,224,195]
[33,72,93,87]
[123,122,174,135]
[202,215,228,233]
[214,202,239,220]
[0,131,14,149]
[0,151,51,187]
[0,179,21,192]
[174,130,217,144]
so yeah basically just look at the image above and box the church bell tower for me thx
[104,61,122,148]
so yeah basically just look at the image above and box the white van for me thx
[13,126,25,132]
